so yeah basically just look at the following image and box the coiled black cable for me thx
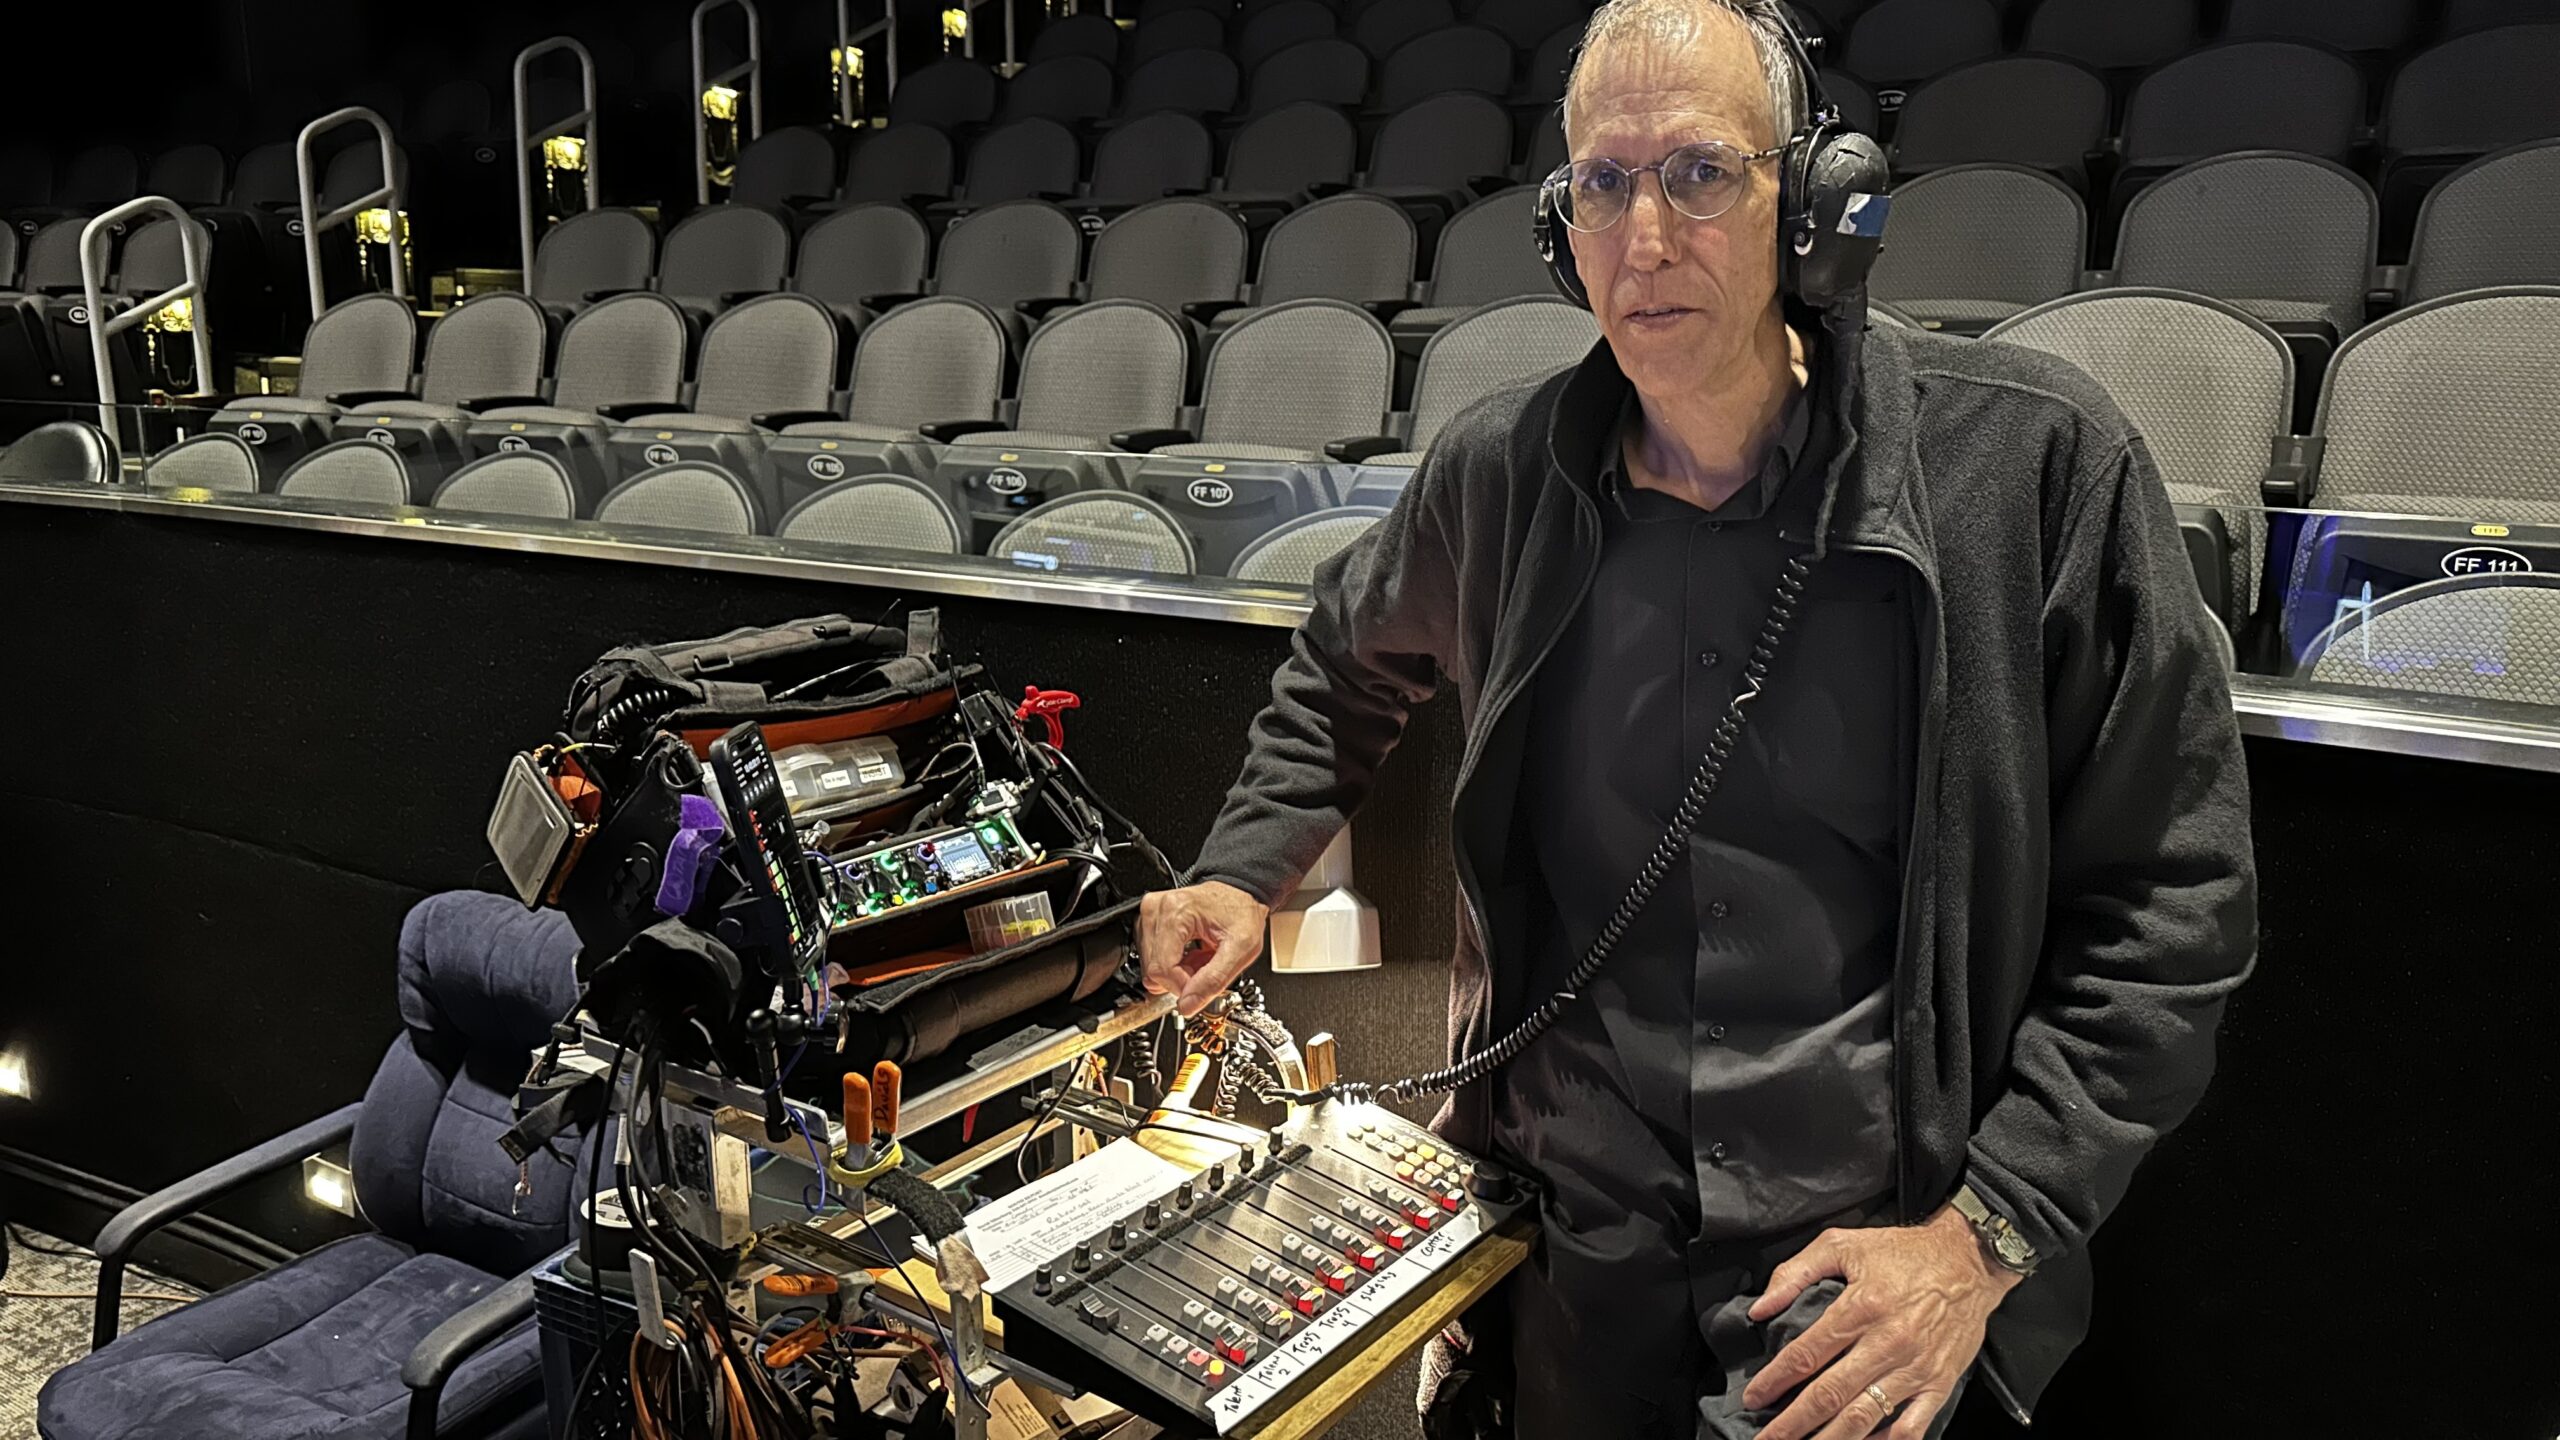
[1334,552,1818,1108]
[589,683,682,748]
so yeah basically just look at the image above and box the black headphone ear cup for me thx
[1777,122,1891,309]
[1534,179,1590,309]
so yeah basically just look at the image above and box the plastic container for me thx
[965,892,1057,953]
[773,736,905,816]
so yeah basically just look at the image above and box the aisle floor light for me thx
[0,1051,29,1100]
[832,46,866,115]
[942,6,970,53]
[702,85,742,190]
[301,1156,357,1216]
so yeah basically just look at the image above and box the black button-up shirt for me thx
[1496,372,1915,1280]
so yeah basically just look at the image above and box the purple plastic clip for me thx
[657,793,726,916]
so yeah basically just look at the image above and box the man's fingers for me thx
[1176,925,1263,1015]
[1137,893,1198,996]
[1749,1230,1850,1321]
[1884,1388,1948,1440]
[1742,1296,1866,1410]
[1806,1366,1927,1440]
[1754,1343,1900,1440]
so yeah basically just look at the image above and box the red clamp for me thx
[1015,686,1082,749]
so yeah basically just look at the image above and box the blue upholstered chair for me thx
[39,893,589,1440]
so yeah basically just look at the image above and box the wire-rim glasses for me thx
[1545,140,1786,232]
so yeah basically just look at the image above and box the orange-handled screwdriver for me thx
[842,1072,874,1150]
[760,1273,842,1298]
[871,1061,902,1139]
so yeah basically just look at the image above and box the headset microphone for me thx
[1533,0,1892,312]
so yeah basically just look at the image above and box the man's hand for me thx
[1742,1204,2022,1440]
[1138,882,1271,1016]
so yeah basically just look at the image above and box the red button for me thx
[1322,1268,1349,1292]
[1223,1341,1250,1364]
[1351,1245,1382,1270]
[1440,1190,1464,1211]
[1379,1225,1411,1250]
[1294,1291,1320,1315]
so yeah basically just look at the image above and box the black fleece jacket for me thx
[1190,301,2259,1416]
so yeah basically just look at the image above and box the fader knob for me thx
[1143,1202,1163,1230]
[1207,1163,1226,1189]
[1109,1224,1129,1251]
[1071,1247,1091,1273]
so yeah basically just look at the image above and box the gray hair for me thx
[1562,0,1805,152]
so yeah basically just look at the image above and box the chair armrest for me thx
[1112,427,1196,453]
[460,395,548,414]
[2262,435,2324,508]
[755,409,842,430]
[717,289,777,306]
[93,1102,363,1350]
[1303,181,1350,200]
[1014,296,1081,324]
[1179,300,1237,325]
[1361,300,1418,324]
[326,389,415,408]
[596,400,680,422]
[861,292,929,312]
[918,418,1006,443]
[401,1272,537,1440]
[582,288,644,303]
[1326,435,1406,463]
[1465,174,1512,198]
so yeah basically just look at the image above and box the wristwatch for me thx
[1950,1183,2040,1277]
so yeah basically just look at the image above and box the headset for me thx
[1532,0,1891,312]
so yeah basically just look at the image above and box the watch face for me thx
[1995,1231,2034,1267]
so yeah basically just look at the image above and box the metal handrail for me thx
[79,197,217,437]
[693,0,765,204]
[515,37,602,282]
[837,0,902,117]
[295,107,408,320]
[954,0,1016,68]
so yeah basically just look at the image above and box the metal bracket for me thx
[514,37,602,282]
[295,106,408,320]
[78,197,217,437]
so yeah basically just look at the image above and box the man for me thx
[1139,0,2257,1435]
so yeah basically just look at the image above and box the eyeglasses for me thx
[1545,140,1786,233]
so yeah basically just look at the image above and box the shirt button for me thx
[1708,899,1730,919]
[1708,1143,1730,1167]
[1706,521,1724,533]
[1698,649,1722,669]
[1707,1023,1728,1042]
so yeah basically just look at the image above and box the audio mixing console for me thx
[987,1099,1525,1434]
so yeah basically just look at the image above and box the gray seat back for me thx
[0,421,116,484]
[1891,57,2109,178]
[318,142,410,213]
[1224,102,1358,192]
[116,217,211,294]
[1129,9,1227,68]
[963,119,1081,204]
[1368,92,1512,190]
[1868,165,2086,313]
[145,433,260,493]
[2383,25,2560,159]
[2304,574,2560,705]
[1472,0,1583,47]
[2123,41,2365,170]
[1376,25,1513,111]
[1427,188,1550,308]
[844,125,956,202]
[301,293,421,400]
[1200,299,1394,449]
[596,462,762,534]
[2311,286,2560,514]
[2024,0,2200,71]
[232,143,299,208]
[2407,141,2560,302]
[2447,0,2560,35]
[0,142,52,207]
[730,126,840,207]
[1522,24,1577,104]
[777,475,965,552]
[20,218,85,291]
[1245,39,1370,112]
[1015,300,1190,436]
[1239,0,1336,70]
[1030,12,1123,65]
[2116,151,2376,338]
[1121,49,1241,115]
[433,451,580,519]
[1352,0,1454,57]
[935,201,1082,311]
[990,492,1197,574]
[691,294,840,420]
[1231,507,1389,583]
[848,298,1009,429]
[1410,297,1600,451]
[1983,288,2289,612]
[531,209,658,307]
[1845,0,2002,86]
[144,145,230,207]
[60,144,139,207]
[658,204,791,302]
[2224,0,2416,51]
[891,60,1001,130]
[1257,193,1416,305]
[277,438,412,504]
[418,293,550,407]
[1090,113,1215,202]
[1004,56,1116,123]
[1091,199,1248,309]
[551,293,691,413]
[795,204,933,309]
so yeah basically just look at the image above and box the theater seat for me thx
[37,1235,545,1440]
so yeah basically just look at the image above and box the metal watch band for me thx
[1952,1183,2040,1276]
